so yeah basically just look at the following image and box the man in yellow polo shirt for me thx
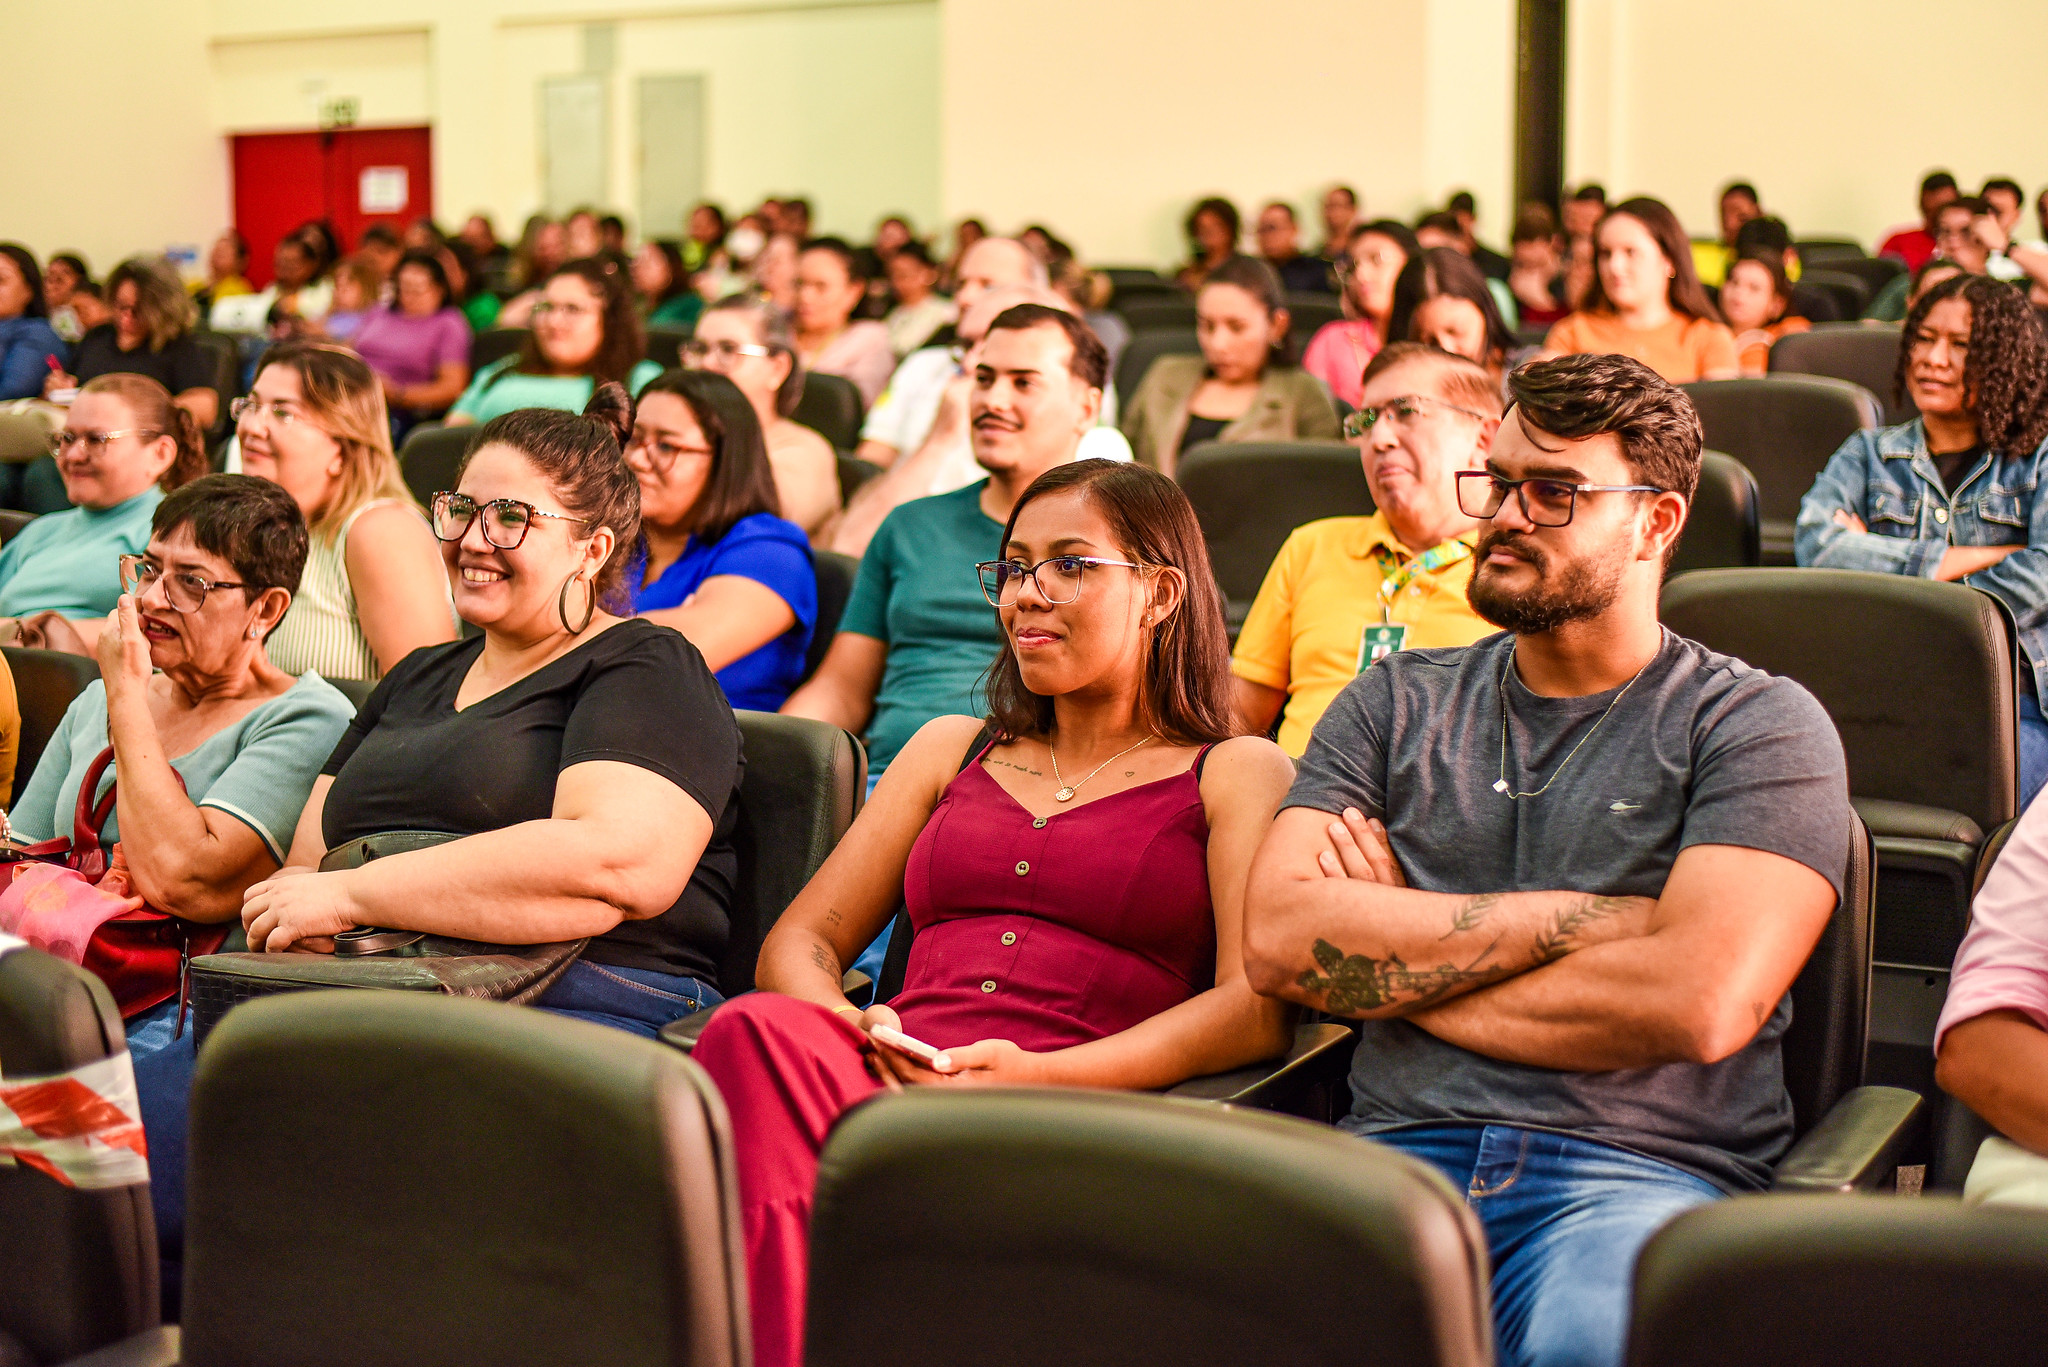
[1232,342,1502,754]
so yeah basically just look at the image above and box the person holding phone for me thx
[693,457,1296,1367]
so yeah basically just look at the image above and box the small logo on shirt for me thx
[1608,800,1643,814]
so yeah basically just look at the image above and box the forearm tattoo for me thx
[1294,938,1508,1014]
[1530,895,1635,963]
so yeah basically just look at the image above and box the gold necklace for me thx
[1049,735,1155,803]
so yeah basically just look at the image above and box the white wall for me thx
[1569,0,2048,248]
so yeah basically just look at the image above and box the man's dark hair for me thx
[598,214,625,238]
[1185,197,1241,247]
[1734,215,1792,257]
[1940,196,1990,221]
[1922,171,1959,196]
[1506,355,1703,509]
[1327,185,1357,206]
[1447,190,1477,216]
[800,236,867,284]
[983,303,1109,391]
[891,239,935,269]
[360,224,400,251]
[1511,202,1559,245]
[1982,178,2023,207]
[1896,274,2048,455]
[153,473,311,612]
[1261,201,1297,224]
[1415,211,1464,236]
[1571,183,1608,205]
[1721,182,1759,205]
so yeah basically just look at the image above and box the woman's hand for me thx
[1831,509,1868,536]
[242,867,362,953]
[857,1001,954,1090]
[41,368,78,398]
[1317,807,1407,886]
[96,597,154,703]
[922,1038,1050,1087]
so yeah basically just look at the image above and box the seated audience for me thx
[1446,190,1511,281]
[883,241,955,358]
[752,232,801,313]
[1245,354,1851,1367]
[1508,204,1570,327]
[1544,197,1739,383]
[793,238,894,407]
[210,233,332,334]
[447,258,660,426]
[1388,247,1533,397]
[1232,343,1502,755]
[495,216,570,326]
[685,295,841,536]
[626,369,816,711]
[0,243,66,401]
[1302,220,1418,410]
[317,256,380,343]
[785,304,1105,786]
[564,207,604,262]
[683,202,727,275]
[1796,274,2048,804]
[1933,789,2048,1207]
[46,257,221,430]
[1692,181,1762,289]
[460,214,511,292]
[1879,170,1960,272]
[939,216,987,292]
[1176,197,1242,291]
[68,281,111,336]
[1316,185,1360,263]
[1720,250,1811,375]
[235,341,457,680]
[634,239,703,329]
[356,225,404,291]
[1256,201,1335,294]
[350,249,473,431]
[696,457,1295,1367]
[12,474,354,1032]
[857,236,1047,468]
[1561,184,1608,307]
[1866,254,1968,324]
[1122,255,1340,475]
[1416,212,1521,329]
[43,252,91,344]
[1,374,208,636]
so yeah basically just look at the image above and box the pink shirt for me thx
[351,307,472,390]
[1935,793,2048,1054]
[1301,319,1380,410]
[805,320,895,408]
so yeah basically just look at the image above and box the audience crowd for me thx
[9,166,2048,1367]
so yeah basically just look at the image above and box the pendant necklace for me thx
[1049,734,1155,802]
[1494,639,1657,800]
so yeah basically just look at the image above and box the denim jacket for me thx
[1795,418,2048,707]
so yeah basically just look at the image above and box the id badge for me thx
[1358,622,1409,672]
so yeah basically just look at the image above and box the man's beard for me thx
[1466,527,1630,635]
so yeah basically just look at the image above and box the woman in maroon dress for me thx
[693,458,1296,1366]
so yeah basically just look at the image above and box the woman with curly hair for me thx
[1797,273,2048,800]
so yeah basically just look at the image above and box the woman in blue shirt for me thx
[625,370,816,710]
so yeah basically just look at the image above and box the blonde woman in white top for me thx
[235,341,456,679]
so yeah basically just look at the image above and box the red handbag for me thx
[5,746,229,1019]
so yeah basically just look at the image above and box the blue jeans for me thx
[2020,692,2048,811]
[127,962,718,1317]
[1374,1124,1721,1367]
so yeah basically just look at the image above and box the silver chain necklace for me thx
[1050,735,1155,803]
[1493,641,1656,800]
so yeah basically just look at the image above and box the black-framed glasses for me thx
[49,428,161,457]
[681,338,777,365]
[1342,394,1489,439]
[1455,471,1666,527]
[975,555,1150,607]
[119,554,248,613]
[430,492,593,550]
[624,428,716,475]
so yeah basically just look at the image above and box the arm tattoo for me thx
[810,940,840,977]
[1530,895,1634,963]
[1295,937,1508,1014]
[1440,893,1503,941]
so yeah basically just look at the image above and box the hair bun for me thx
[583,381,634,450]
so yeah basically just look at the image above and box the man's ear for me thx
[1075,382,1102,435]
[1641,490,1689,563]
[1470,416,1503,459]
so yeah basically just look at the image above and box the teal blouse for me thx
[447,358,664,425]
[0,487,162,619]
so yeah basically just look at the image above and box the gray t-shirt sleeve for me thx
[197,680,356,862]
[1679,671,1852,897]
[1282,664,1394,821]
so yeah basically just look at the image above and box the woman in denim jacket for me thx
[1796,274,2048,802]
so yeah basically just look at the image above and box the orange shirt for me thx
[1734,315,1813,376]
[1544,311,1740,383]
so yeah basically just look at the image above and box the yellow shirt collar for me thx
[1348,511,1479,562]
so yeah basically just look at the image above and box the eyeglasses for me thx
[229,397,304,429]
[119,554,248,613]
[48,428,161,457]
[975,555,1150,607]
[430,491,593,550]
[1342,394,1489,439]
[681,338,777,365]
[1455,471,1666,527]
[624,428,716,475]
[531,301,596,321]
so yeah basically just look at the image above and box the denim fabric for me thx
[2021,693,2048,810]
[533,960,722,1037]
[1796,419,2048,711]
[1377,1124,1721,1367]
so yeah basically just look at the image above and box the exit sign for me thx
[318,97,359,129]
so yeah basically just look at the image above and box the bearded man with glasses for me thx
[1244,354,1853,1367]
[1232,342,1502,754]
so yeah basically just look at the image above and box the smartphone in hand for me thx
[869,1022,952,1069]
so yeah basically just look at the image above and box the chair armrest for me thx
[1164,1022,1357,1110]
[59,1326,181,1367]
[1771,1086,1925,1193]
[657,1003,722,1055]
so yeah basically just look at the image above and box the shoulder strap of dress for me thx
[1193,741,1219,782]
[337,497,405,544]
[960,722,999,772]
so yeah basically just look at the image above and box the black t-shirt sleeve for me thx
[560,625,741,824]
[320,641,433,777]
[167,335,217,397]
[69,328,115,382]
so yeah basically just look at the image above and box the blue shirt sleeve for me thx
[704,515,817,629]
[0,321,66,402]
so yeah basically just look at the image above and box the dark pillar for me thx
[1515,0,1567,215]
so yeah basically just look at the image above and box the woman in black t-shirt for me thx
[44,256,221,431]
[240,383,744,1033]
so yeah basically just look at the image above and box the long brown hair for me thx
[983,460,1235,745]
[78,372,207,491]
[1580,197,1723,325]
[254,340,411,541]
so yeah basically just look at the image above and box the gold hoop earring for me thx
[557,573,596,634]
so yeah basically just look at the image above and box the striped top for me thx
[267,499,447,682]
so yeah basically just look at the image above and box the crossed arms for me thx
[1242,805,1838,1070]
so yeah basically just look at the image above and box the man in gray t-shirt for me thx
[1245,356,1851,1367]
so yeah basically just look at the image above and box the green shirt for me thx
[448,357,665,425]
[0,487,162,619]
[838,481,1005,773]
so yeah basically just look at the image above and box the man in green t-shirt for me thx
[784,304,1109,783]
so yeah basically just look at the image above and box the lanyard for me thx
[1370,540,1473,623]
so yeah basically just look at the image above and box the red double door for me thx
[230,126,433,287]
